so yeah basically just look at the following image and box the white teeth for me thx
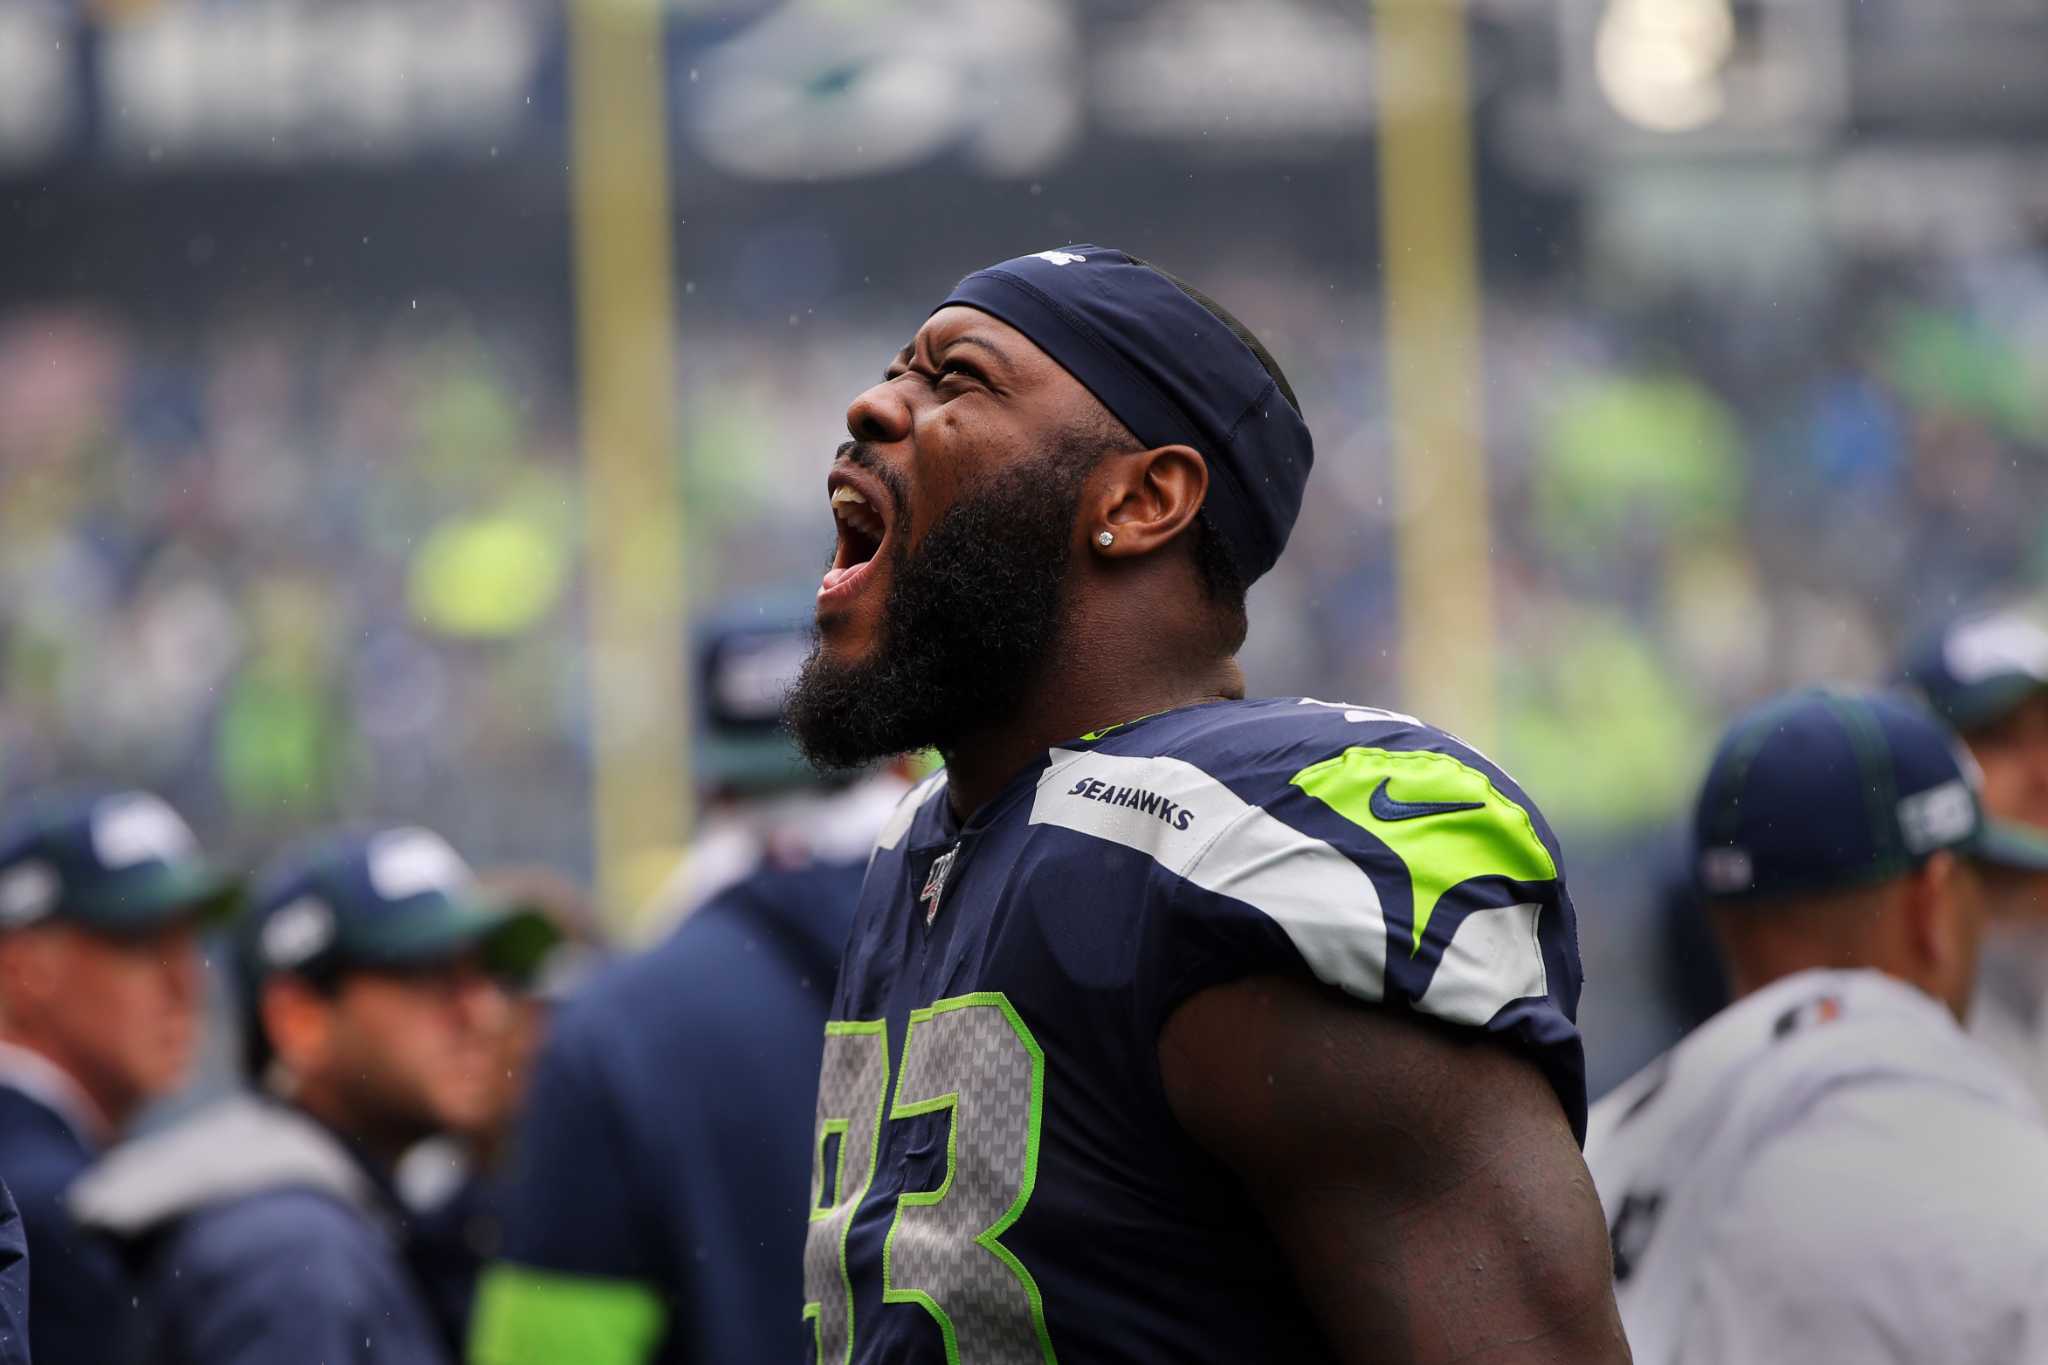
[831,485,885,543]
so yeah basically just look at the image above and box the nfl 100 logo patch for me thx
[919,845,959,927]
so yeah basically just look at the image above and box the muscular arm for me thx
[1160,975,1630,1364]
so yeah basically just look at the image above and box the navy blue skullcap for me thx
[938,245,1313,583]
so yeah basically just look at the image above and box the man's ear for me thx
[1085,445,1208,559]
[1901,852,1947,964]
[1901,850,1977,994]
[259,975,334,1079]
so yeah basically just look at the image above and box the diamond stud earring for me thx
[1097,531,1115,547]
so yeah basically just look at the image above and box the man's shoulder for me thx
[540,943,702,1084]
[1793,1072,2048,1208]
[0,1089,91,1204]
[0,1082,90,1149]
[1041,696,1562,905]
[1081,697,1546,824]
[173,1183,384,1258]
[154,1184,399,1307]
[72,1096,386,1246]
[152,1187,444,1361]
[1131,695,1490,758]
[1036,697,1586,1129]
[1706,1078,2048,1326]
[560,858,865,1044]
[682,856,869,960]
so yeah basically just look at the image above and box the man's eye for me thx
[936,362,979,385]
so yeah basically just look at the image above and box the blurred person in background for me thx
[638,597,916,931]
[402,868,605,1359]
[70,825,558,1365]
[470,600,912,1365]
[1899,606,2048,1104]
[1651,846,1728,1033]
[0,788,237,1364]
[1587,690,2048,1365]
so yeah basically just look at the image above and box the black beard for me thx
[786,444,1090,771]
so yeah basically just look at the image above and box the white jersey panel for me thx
[1415,901,1548,1027]
[1030,747,1389,1003]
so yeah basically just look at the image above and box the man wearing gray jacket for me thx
[1587,690,2048,1365]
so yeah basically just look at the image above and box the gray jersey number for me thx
[804,1021,891,1364]
[803,993,1058,1364]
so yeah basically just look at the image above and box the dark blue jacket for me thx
[0,1082,139,1361]
[0,1178,30,1365]
[150,1186,447,1365]
[474,857,865,1365]
[71,1095,450,1364]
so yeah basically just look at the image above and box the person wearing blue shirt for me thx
[71,824,558,1365]
[471,604,908,1365]
[0,787,238,1364]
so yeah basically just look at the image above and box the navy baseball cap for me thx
[694,595,817,792]
[1694,689,2048,901]
[239,826,560,986]
[939,246,1313,583]
[0,789,239,935]
[1898,608,2048,734]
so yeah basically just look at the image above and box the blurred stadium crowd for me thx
[6,241,2046,859]
[6,244,2048,1110]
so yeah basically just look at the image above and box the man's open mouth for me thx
[820,470,891,601]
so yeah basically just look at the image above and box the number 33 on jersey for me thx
[802,698,1587,1364]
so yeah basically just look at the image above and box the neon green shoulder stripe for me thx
[1292,746,1556,954]
[469,1263,666,1365]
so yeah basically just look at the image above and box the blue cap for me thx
[1897,608,2048,734]
[239,826,559,986]
[0,789,239,935]
[939,245,1313,583]
[1694,689,2048,901]
[693,595,818,793]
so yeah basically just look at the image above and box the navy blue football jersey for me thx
[803,698,1586,1363]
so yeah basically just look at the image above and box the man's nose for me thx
[845,377,913,445]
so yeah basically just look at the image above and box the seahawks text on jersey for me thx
[804,697,1585,1364]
